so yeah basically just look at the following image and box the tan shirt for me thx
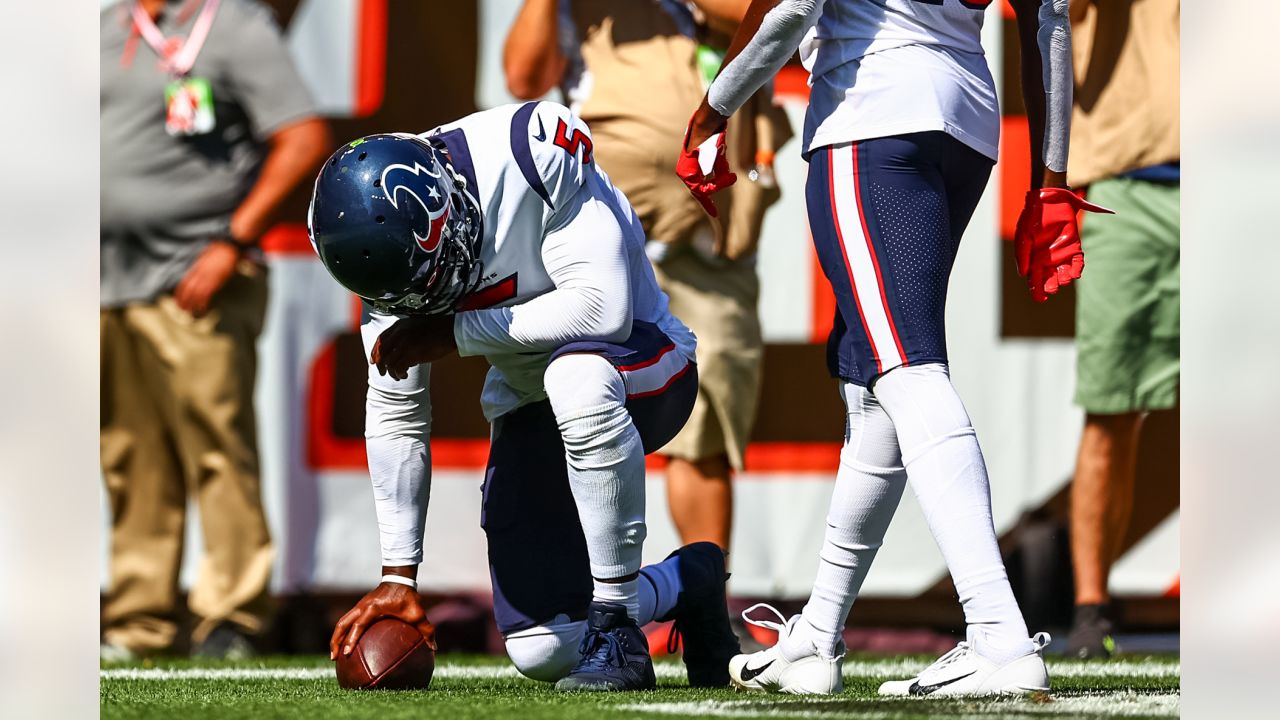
[560,0,792,258]
[1068,0,1180,186]
[564,0,705,142]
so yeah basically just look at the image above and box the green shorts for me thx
[1075,177,1180,414]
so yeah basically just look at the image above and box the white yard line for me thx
[102,659,1178,683]
[619,691,1180,719]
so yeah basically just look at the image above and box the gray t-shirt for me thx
[100,0,316,306]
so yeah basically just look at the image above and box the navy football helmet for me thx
[308,133,483,315]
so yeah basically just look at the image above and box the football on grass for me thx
[335,618,435,690]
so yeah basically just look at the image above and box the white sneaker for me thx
[727,604,844,695]
[878,632,1051,697]
[100,641,139,663]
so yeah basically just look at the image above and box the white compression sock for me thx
[545,353,647,620]
[872,363,1033,664]
[637,554,682,624]
[594,578,641,621]
[787,383,907,661]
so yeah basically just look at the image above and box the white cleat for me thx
[878,632,1052,697]
[727,604,844,695]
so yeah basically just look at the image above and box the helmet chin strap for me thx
[432,148,485,310]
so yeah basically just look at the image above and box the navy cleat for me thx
[658,542,741,687]
[555,602,656,692]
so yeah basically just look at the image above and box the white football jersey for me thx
[800,0,999,160]
[424,102,695,420]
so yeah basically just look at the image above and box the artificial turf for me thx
[100,653,1180,720]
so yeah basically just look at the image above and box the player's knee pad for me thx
[544,353,632,451]
[503,617,586,682]
[544,353,625,419]
[872,363,976,454]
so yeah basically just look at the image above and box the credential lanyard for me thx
[130,0,221,77]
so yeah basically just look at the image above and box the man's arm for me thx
[330,312,435,659]
[230,117,332,242]
[1069,0,1092,24]
[453,189,633,357]
[1010,0,1070,189]
[503,0,566,100]
[1009,0,1112,303]
[174,117,330,316]
[359,312,433,568]
[686,0,822,149]
[690,0,752,35]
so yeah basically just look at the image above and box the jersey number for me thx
[552,119,594,165]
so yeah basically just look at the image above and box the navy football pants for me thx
[806,132,994,387]
[482,322,697,634]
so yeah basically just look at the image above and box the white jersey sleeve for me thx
[453,180,633,356]
[361,311,432,567]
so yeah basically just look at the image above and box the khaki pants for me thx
[652,248,763,470]
[101,265,273,652]
[590,111,777,470]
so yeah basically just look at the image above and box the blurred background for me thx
[97,0,1178,658]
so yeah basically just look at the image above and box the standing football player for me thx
[677,0,1110,697]
[309,101,740,691]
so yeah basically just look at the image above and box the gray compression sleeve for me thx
[1039,0,1072,173]
[706,0,824,117]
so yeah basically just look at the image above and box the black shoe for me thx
[658,542,741,687]
[555,603,656,692]
[1065,603,1115,659]
[193,622,257,660]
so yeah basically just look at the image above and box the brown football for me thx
[334,618,436,690]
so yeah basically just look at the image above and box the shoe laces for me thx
[577,627,628,671]
[1032,631,1052,652]
[740,603,789,633]
[923,642,973,675]
[667,620,683,654]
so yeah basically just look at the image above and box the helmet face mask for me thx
[308,134,483,316]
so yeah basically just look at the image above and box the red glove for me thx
[1014,187,1114,302]
[676,124,736,217]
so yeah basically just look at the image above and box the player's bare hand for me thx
[330,582,437,660]
[370,314,457,380]
[174,241,240,317]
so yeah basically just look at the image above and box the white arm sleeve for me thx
[706,0,824,117]
[361,311,432,567]
[1038,0,1072,173]
[453,189,633,356]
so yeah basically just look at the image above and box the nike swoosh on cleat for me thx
[739,660,774,682]
[908,670,977,696]
[532,115,547,142]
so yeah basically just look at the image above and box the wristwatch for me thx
[211,225,260,254]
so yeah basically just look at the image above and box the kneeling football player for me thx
[308,101,739,691]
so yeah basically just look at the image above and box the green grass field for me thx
[101,653,1179,719]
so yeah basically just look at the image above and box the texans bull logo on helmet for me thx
[380,162,451,254]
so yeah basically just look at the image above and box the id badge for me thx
[164,77,215,136]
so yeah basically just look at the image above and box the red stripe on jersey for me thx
[625,361,692,400]
[829,148,882,371]
[851,144,909,367]
[457,274,518,311]
[616,343,677,372]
